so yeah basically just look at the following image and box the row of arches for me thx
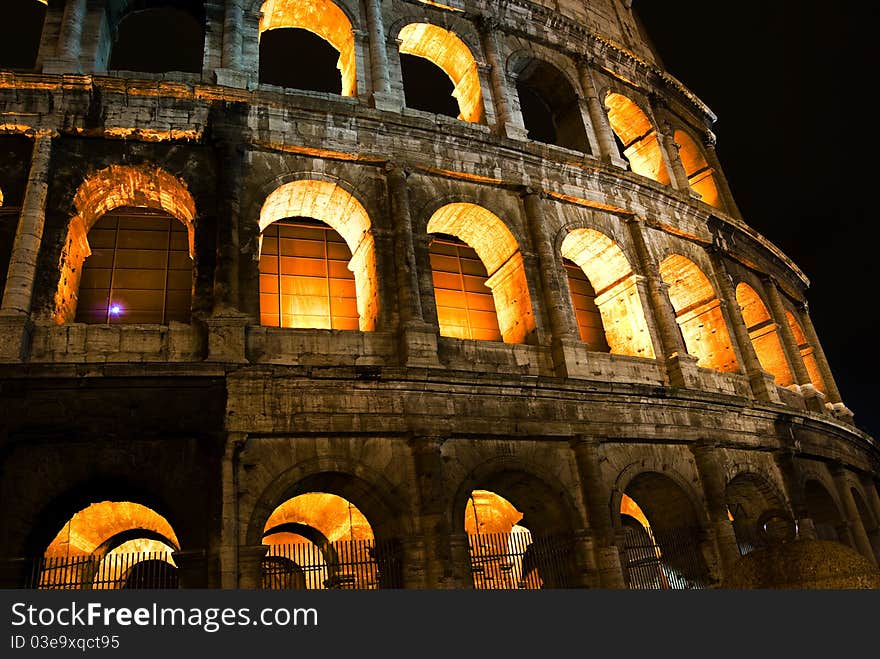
[25,458,880,589]
[24,162,821,393]
[3,1,725,208]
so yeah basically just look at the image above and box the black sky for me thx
[635,1,880,438]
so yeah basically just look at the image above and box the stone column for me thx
[708,248,779,402]
[364,0,397,110]
[410,436,455,588]
[571,437,625,588]
[237,544,269,589]
[762,277,825,413]
[172,549,208,588]
[623,216,700,389]
[796,302,851,419]
[658,128,693,194]
[774,449,818,540]
[831,466,878,566]
[690,440,741,578]
[222,0,244,69]
[42,0,88,73]
[702,132,743,220]
[576,58,626,168]
[860,475,880,561]
[219,433,248,589]
[476,16,528,140]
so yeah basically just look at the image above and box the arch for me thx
[0,0,47,70]
[259,180,378,331]
[427,203,534,344]
[804,479,848,545]
[605,92,669,184]
[397,23,484,123]
[735,282,793,386]
[258,0,357,96]
[724,471,789,553]
[659,253,738,373]
[107,2,205,74]
[674,129,721,209]
[53,165,197,324]
[560,228,654,358]
[513,58,590,153]
[786,310,826,394]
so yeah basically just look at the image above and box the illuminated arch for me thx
[605,93,670,184]
[259,0,357,96]
[259,180,378,331]
[658,254,738,373]
[560,228,654,358]
[397,23,484,123]
[674,129,721,209]
[54,165,197,324]
[735,283,793,386]
[786,311,826,394]
[427,203,535,344]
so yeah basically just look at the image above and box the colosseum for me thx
[1,0,878,591]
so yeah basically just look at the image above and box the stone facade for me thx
[1,0,878,589]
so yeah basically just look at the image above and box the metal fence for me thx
[261,538,402,590]
[26,552,179,590]
[468,532,575,589]
[621,525,708,590]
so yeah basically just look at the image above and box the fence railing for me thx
[468,532,575,589]
[621,525,709,590]
[26,551,179,590]
[261,538,402,590]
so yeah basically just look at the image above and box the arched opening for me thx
[258,0,357,96]
[560,228,654,358]
[258,180,377,331]
[605,93,669,184]
[619,473,710,589]
[397,23,484,123]
[108,2,205,74]
[35,501,180,590]
[55,165,197,325]
[0,135,35,298]
[804,480,848,545]
[0,0,46,70]
[735,283,793,386]
[724,472,789,555]
[786,311,826,394]
[674,129,722,209]
[851,487,880,564]
[659,254,738,373]
[515,60,590,153]
[258,217,358,330]
[427,203,535,344]
[74,206,192,324]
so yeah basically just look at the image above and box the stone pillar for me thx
[831,466,878,567]
[571,437,625,588]
[702,133,743,220]
[796,302,851,419]
[364,0,397,110]
[172,549,208,588]
[762,277,825,413]
[42,0,88,73]
[237,544,269,589]
[860,475,880,561]
[774,449,818,540]
[0,558,32,589]
[220,433,248,589]
[624,216,700,389]
[659,129,694,194]
[410,436,455,588]
[708,248,779,402]
[476,17,528,140]
[690,441,741,578]
[222,0,244,69]
[576,58,626,168]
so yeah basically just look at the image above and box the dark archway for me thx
[515,60,590,153]
[804,479,848,544]
[0,0,46,70]
[259,27,342,93]
[725,472,789,554]
[400,53,458,118]
[108,3,204,74]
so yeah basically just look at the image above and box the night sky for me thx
[635,1,880,438]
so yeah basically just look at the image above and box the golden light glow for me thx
[560,229,655,358]
[735,283,793,386]
[427,203,535,344]
[674,130,721,208]
[53,165,197,324]
[620,493,650,530]
[45,501,179,558]
[398,23,484,123]
[786,311,826,394]
[259,180,377,331]
[465,490,523,534]
[264,493,373,543]
[258,0,357,96]
[659,254,738,373]
[605,93,670,185]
